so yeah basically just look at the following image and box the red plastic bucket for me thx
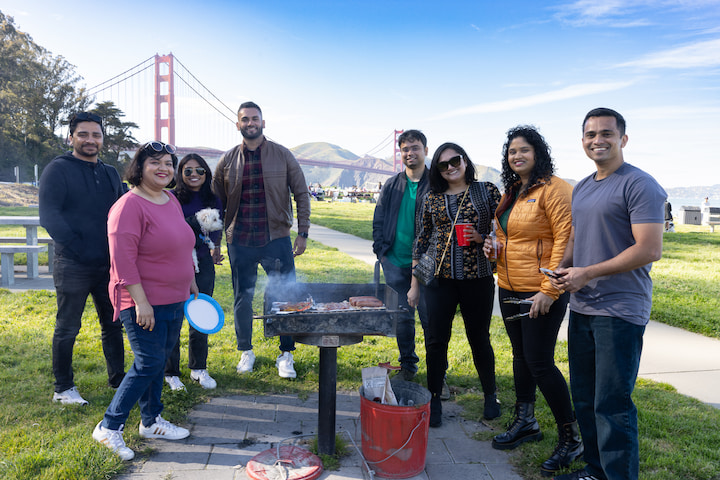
[359,380,431,478]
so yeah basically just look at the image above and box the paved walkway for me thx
[5,223,719,479]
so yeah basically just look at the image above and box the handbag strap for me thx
[435,185,470,275]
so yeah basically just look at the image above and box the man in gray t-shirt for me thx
[553,108,665,480]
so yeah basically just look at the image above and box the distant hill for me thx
[290,142,503,189]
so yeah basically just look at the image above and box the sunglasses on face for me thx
[183,167,206,176]
[437,155,463,172]
[144,141,176,155]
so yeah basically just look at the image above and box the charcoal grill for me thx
[258,267,403,455]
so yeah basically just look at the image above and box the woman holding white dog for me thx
[93,141,198,460]
[164,153,224,391]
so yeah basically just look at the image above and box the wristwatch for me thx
[298,232,309,238]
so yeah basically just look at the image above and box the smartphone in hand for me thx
[539,267,559,279]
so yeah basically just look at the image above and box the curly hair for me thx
[500,125,554,196]
[429,142,477,193]
[174,153,216,207]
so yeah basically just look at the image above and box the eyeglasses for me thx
[401,145,423,154]
[143,141,176,155]
[437,155,463,172]
[183,167,206,176]
[73,112,103,124]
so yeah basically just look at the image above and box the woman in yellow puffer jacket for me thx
[483,126,582,478]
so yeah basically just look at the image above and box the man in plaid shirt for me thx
[213,101,311,378]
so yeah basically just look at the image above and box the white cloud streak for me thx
[432,81,635,120]
[616,38,720,69]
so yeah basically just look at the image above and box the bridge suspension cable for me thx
[362,131,394,158]
[86,56,155,95]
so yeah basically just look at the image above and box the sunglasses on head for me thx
[437,155,463,172]
[183,167,206,176]
[73,112,103,125]
[143,141,176,155]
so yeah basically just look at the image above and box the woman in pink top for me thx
[92,142,198,461]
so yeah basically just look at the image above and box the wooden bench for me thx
[0,245,48,287]
[0,237,54,272]
[707,215,720,233]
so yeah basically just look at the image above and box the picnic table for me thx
[0,216,49,286]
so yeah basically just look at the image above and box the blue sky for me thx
[4,0,720,188]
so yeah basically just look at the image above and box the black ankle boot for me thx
[540,420,584,477]
[483,393,501,420]
[429,395,442,428]
[492,402,542,450]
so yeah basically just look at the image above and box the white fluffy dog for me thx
[187,208,224,273]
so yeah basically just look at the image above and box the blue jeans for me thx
[568,312,645,480]
[380,257,428,373]
[52,254,125,391]
[227,237,295,352]
[103,303,184,430]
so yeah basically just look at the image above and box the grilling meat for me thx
[348,296,383,308]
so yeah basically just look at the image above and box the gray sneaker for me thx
[440,378,451,400]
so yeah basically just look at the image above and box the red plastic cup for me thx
[455,223,472,246]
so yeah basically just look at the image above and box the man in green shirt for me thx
[372,130,431,382]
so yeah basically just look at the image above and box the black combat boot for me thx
[540,420,584,477]
[491,402,542,450]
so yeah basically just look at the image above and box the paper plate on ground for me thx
[246,445,323,480]
[184,293,224,334]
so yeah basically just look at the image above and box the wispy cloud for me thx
[554,0,720,27]
[432,81,635,120]
[616,38,720,69]
[553,0,651,27]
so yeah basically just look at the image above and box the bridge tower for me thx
[393,129,404,173]
[154,54,175,145]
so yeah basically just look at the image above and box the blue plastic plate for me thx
[184,293,224,334]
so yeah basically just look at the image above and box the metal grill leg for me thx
[318,346,337,455]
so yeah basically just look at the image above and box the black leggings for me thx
[424,276,496,397]
[499,288,574,425]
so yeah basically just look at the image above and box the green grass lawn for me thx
[1,206,719,479]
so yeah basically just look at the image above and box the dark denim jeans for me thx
[52,255,125,392]
[227,237,295,352]
[568,311,645,480]
[380,257,428,373]
[103,302,184,430]
[165,254,214,375]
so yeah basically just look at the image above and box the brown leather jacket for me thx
[495,176,572,299]
[212,138,311,244]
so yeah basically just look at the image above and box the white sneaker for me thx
[52,386,89,406]
[276,351,297,378]
[93,422,135,461]
[164,376,186,391]
[236,350,255,374]
[139,414,190,440]
[190,369,217,389]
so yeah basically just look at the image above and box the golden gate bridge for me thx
[87,53,403,176]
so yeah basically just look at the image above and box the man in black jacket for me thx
[372,130,431,382]
[39,112,126,405]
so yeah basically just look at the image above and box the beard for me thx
[240,125,263,140]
